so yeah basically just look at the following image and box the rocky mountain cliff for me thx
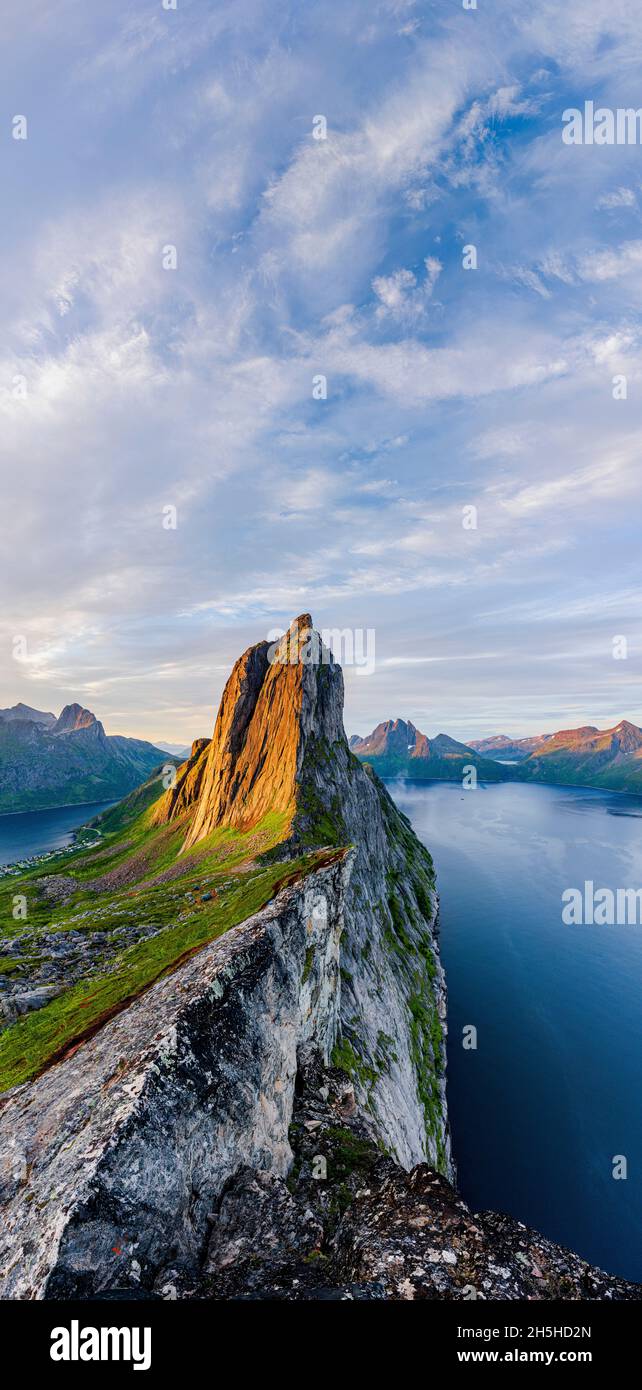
[0,617,638,1301]
[0,702,170,813]
[153,617,450,1170]
[51,702,98,735]
[0,858,350,1298]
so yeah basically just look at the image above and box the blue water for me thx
[389,779,642,1283]
[0,802,115,867]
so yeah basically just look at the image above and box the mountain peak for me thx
[0,702,56,727]
[153,614,343,847]
[52,703,98,735]
[351,718,509,782]
[352,718,419,759]
[611,719,642,752]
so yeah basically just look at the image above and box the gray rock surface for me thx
[190,1045,642,1302]
[287,645,450,1174]
[152,615,450,1176]
[0,857,349,1299]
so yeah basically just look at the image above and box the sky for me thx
[1,0,642,746]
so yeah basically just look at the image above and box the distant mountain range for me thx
[352,718,642,794]
[0,702,174,813]
[471,720,642,793]
[350,720,507,782]
[155,742,192,759]
[5,693,642,816]
[468,733,552,761]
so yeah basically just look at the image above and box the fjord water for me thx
[0,801,114,866]
[390,779,642,1282]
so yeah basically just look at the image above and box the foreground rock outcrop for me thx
[2,878,636,1303]
[195,1047,640,1301]
[0,858,348,1298]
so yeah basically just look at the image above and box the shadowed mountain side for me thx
[0,702,172,813]
[351,719,509,783]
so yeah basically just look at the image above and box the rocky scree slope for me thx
[195,1046,640,1302]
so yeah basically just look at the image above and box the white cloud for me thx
[3,0,642,740]
[473,427,529,461]
[596,187,637,211]
[301,309,569,405]
[499,450,638,518]
[578,240,642,283]
[372,256,442,322]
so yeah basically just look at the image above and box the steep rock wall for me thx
[293,723,450,1175]
[0,857,349,1299]
[153,614,450,1176]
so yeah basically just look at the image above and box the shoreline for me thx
[0,798,116,821]
[382,773,642,801]
[2,779,642,880]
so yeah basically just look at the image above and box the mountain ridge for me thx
[0,616,450,1174]
[353,715,642,794]
[0,700,172,813]
[351,717,510,783]
[152,614,451,1168]
[471,717,642,792]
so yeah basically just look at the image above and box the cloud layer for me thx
[1,0,641,742]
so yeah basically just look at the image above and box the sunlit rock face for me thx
[153,615,343,842]
[0,615,635,1303]
[153,614,450,1172]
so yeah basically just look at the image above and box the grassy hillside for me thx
[519,752,642,793]
[0,792,336,1092]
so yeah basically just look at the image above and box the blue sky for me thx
[2,0,642,745]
